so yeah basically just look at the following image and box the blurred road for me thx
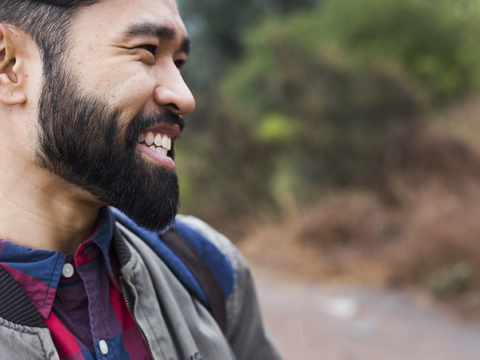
[255,276,480,360]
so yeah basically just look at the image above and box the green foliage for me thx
[177,0,480,219]
[427,261,476,299]
[177,0,318,89]
[256,113,293,142]
[316,0,480,97]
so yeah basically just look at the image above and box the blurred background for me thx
[175,0,480,358]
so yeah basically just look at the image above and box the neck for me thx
[0,163,102,254]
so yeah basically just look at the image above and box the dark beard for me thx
[35,58,185,231]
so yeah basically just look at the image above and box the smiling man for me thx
[0,0,282,359]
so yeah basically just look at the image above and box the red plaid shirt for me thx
[0,208,152,360]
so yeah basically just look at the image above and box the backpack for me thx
[111,208,236,334]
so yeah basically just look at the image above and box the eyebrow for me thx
[124,22,191,55]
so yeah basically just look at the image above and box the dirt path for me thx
[254,274,480,360]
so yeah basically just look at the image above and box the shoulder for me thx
[112,209,242,303]
[175,216,255,333]
[175,215,250,302]
[175,214,245,270]
[116,212,282,358]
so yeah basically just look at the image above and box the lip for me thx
[137,143,176,171]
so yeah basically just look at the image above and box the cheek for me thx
[110,74,155,111]
[87,67,155,113]
[74,56,155,113]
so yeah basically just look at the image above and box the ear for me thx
[0,23,26,106]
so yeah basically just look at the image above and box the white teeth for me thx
[154,147,168,156]
[155,147,168,156]
[162,135,171,150]
[145,131,154,146]
[142,131,171,153]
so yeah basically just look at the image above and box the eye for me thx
[174,59,186,69]
[138,44,157,55]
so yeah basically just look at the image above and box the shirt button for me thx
[99,339,108,355]
[62,263,74,278]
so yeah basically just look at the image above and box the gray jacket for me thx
[0,215,282,360]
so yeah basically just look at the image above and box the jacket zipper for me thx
[119,276,155,360]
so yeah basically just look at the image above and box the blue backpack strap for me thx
[110,208,236,308]
[161,227,227,333]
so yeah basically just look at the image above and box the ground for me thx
[252,267,480,360]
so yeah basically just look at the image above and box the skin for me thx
[0,0,195,254]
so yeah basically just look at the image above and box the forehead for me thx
[71,0,187,41]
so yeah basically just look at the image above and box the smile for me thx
[137,131,172,156]
[136,123,180,171]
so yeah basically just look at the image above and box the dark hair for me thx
[0,0,99,62]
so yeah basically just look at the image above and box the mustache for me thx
[125,111,185,145]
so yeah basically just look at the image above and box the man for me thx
[0,0,282,359]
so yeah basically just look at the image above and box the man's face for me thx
[34,0,195,230]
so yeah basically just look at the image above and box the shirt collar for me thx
[0,206,114,319]
[75,207,114,273]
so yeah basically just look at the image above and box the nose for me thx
[153,63,195,116]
